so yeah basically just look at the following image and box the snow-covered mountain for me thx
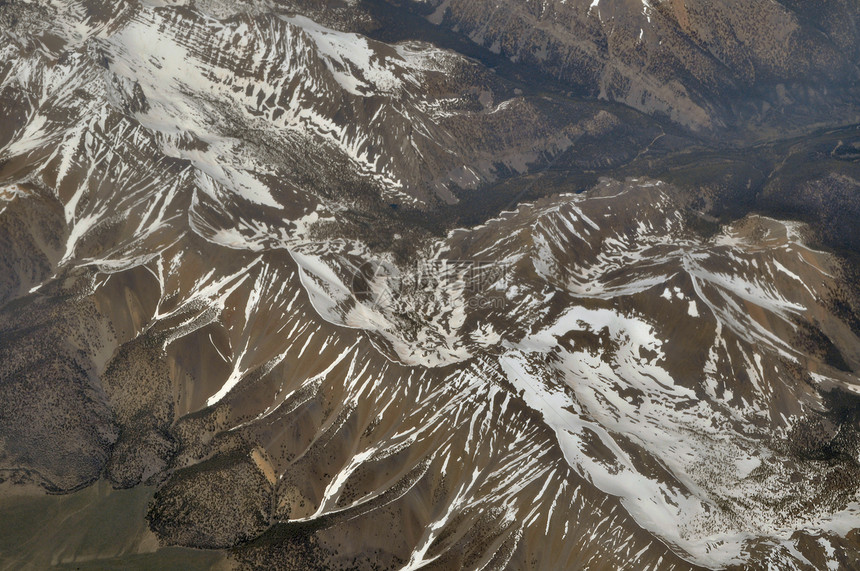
[2,1,860,570]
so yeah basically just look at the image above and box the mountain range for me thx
[1,0,860,569]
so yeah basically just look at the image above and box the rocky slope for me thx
[398,0,860,134]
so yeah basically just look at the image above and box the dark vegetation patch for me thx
[147,449,274,549]
[101,335,179,489]
[792,319,852,373]
[0,284,117,493]
[788,388,860,466]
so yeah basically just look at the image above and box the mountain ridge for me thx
[1,1,860,569]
